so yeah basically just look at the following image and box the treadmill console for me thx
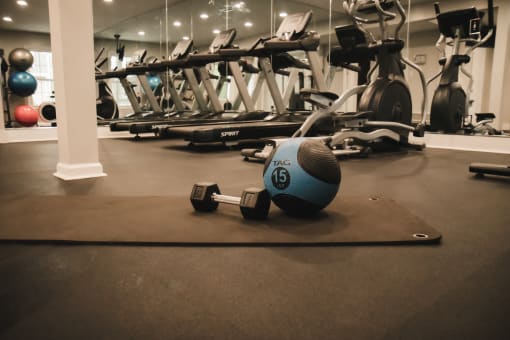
[274,11,312,41]
[171,39,194,60]
[131,49,147,65]
[208,28,237,53]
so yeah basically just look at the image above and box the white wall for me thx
[0,29,51,53]
[0,29,161,68]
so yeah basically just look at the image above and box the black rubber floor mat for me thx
[0,195,441,245]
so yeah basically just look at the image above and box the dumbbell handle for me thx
[212,193,241,206]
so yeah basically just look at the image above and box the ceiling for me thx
[0,0,472,48]
[92,0,346,47]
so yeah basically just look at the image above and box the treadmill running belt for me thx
[165,121,303,142]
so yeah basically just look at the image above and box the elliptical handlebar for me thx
[392,0,406,40]
[465,27,494,55]
[466,0,495,55]
[487,0,494,28]
[460,15,494,103]
[373,0,397,20]
[343,0,396,24]
[342,1,376,43]
[433,2,440,15]
[434,34,446,58]
[342,0,406,40]
[342,1,370,29]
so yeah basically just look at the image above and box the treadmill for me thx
[108,39,205,131]
[158,11,331,144]
[225,59,261,111]
[121,29,268,136]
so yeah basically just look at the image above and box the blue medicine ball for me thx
[263,138,341,216]
[8,71,37,97]
[147,75,161,91]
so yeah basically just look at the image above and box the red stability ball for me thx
[14,105,39,127]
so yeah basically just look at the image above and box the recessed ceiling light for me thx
[16,0,28,7]
[104,0,113,2]
[199,13,208,19]
[2,16,13,22]
[173,21,181,27]
[183,36,190,40]
[212,29,220,34]
[279,12,287,17]
[138,31,145,36]
[233,1,245,9]
[244,21,253,28]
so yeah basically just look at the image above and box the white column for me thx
[471,48,492,115]
[488,1,510,131]
[48,0,106,180]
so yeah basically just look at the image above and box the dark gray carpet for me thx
[0,138,509,340]
[0,195,440,244]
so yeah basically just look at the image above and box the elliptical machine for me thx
[242,0,427,161]
[356,1,412,127]
[428,0,495,133]
[94,48,119,120]
[312,0,427,154]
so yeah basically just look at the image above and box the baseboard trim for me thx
[0,130,7,144]
[4,126,131,143]
[54,162,107,180]
[422,133,510,154]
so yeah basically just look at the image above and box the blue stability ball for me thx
[8,71,37,97]
[147,75,161,91]
[263,138,341,216]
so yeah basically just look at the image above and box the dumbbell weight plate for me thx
[239,188,270,220]
[190,182,220,212]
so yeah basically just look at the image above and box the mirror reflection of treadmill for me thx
[109,39,199,131]
[156,11,331,144]
[116,28,271,135]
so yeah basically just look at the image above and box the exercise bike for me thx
[428,0,496,134]
[242,0,427,160]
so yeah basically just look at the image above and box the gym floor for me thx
[1,138,509,340]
